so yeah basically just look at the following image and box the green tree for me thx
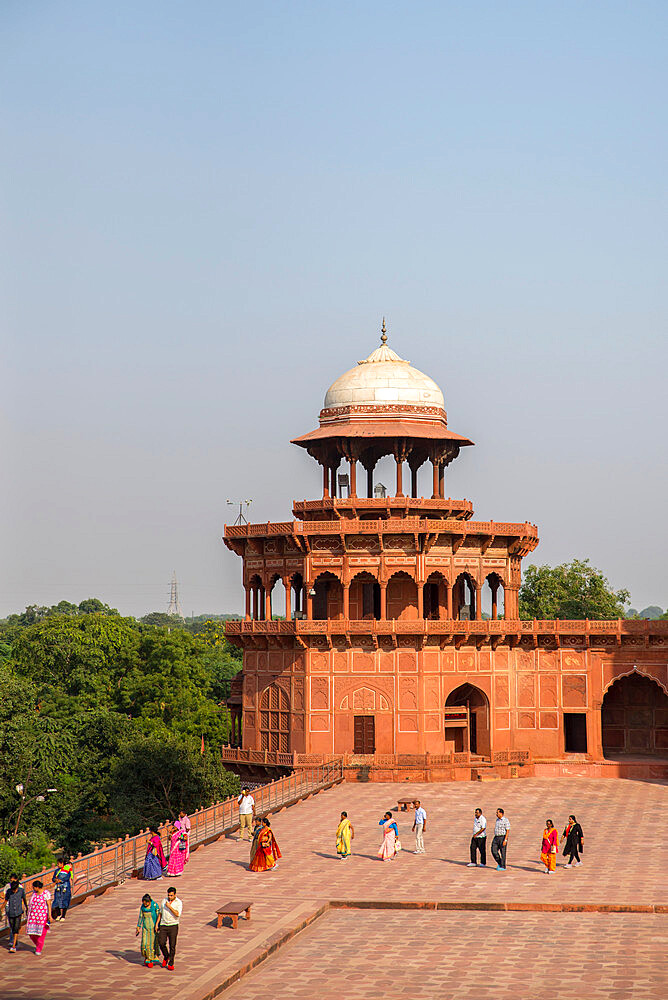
[12,613,139,706]
[108,732,239,829]
[519,559,630,620]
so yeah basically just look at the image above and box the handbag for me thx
[395,838,402,852]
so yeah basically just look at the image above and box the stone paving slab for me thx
[222,910,668,1000]
[1,778,666,1000]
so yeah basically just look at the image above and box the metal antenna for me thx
[168,571,182,617]
[226,499,253,526]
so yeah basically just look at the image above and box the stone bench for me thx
[397,798,415,812]
[216,901,252,929]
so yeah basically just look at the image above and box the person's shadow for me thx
[106,949,145,965]
[226,859,250,869]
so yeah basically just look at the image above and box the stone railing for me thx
[224,517,538,540]
[5,763,343,926]
[225,618,668,640]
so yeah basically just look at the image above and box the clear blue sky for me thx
[2,1,666,616]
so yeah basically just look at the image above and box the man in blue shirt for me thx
[412,799,427,854]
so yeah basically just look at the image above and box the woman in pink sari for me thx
[378,812,399,861]
[26,880,51,955]
[178,810,191,863]
[166,822,187,877]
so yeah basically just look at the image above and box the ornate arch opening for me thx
[312,571,343,621]
[602,671,668,758]
[248,574,264,621]
[482,572,505,620]
[423,571,448,620]
[445,683,490,756]
[453,572,477,621]
[259,683,290,753]
[349,571,381,620]
[387,570,418,621]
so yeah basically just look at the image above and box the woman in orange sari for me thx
[249,818,282,872]
[540,819,558,874]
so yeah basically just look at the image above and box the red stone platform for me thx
[1,777,666,1000]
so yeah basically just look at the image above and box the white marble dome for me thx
[323,338,445,412]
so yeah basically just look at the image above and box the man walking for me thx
[237,786,255,841]
[412,799,427,854]
[467,808,487,867]
[491,807,510,871]
[158,886,182,971]
[4,873,28,953]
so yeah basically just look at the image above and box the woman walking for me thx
[51,857,73,921]
[25,881,51,955]
[540,819,559,874]
[249,818,282,872]
[562,814,584,867]
[135,893,161,968]
[4,873,28,953]
[335,811,354,859]
[378,812,399,862]
[166,821,187,877]
[178,810,191,863]
[143,827,167,880]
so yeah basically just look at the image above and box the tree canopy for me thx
[518,559,630,620]
[0,600,241,871]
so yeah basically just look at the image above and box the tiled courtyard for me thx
[224,910,668,1000]
[2,777,667,999]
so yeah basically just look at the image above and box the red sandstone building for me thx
[224,327,668,777]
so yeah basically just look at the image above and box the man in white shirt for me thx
[412,800,427,854]
[491,807,510,871]
[158,887,182,971]
[237,787,255,841]
[467,808,487,867]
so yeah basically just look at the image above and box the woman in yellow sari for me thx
[335,811,354,859]
[249,818,282,872]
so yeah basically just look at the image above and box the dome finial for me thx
[380,317,387,344]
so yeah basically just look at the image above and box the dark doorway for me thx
[354,715,375,754]
[423,582,440,620]
[445,684,490,756]
[602,673,668,756]
[563,713,587,753]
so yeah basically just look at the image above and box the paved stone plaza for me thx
[2,778,667,999]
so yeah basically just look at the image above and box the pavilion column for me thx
[330,466,337,499]
[245,586,251,621]
[439,463,445,498]
[265,584,272,621]
[432,460,439,499]
[322,463,330,499]
[417,583,424,620]
[343,582,350,620]
[284,576,292,620]
[252,585,257,621]
[395,457,404,497]
[491,582,498,621]
[260,587,265,620]
[380,583,387,620]
[306,585,313,620]
[349,459,357,498]
[446,583,453,620]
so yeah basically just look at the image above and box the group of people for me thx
[142,810,192,880]
[3,858,73,956]
[3,788,586,968]
[372,800,584,873]
[237,787,282,872]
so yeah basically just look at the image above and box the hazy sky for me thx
[2,1,666,618]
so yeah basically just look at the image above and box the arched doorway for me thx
[445,684,490,756]
[259,684,290,752]
[602,672,668,757]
